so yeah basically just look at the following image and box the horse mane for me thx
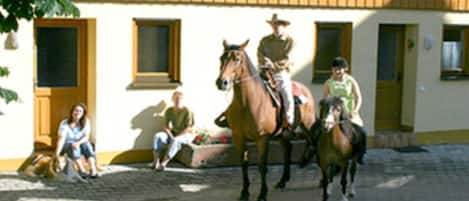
[242,51,261,82]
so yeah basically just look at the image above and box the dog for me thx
[22,154,87,183]
[22,154,61,179]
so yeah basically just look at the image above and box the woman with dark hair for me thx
[301,57,367,166]
[55,103,98,179]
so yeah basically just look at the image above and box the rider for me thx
[215,13,295,130]
[303,57,367,165]
[257,13,295,129]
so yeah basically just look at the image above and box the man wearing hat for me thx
[257,13,295,129]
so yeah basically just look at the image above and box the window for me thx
[441,26,469,80]
[37,27,78,87]
[313,23,352,82]
[132,19,181,88]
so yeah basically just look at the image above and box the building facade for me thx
[1,0,469,170]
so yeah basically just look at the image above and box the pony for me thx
[317,96,358,201]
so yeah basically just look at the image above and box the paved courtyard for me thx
[1,144,469,201]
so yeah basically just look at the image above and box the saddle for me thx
[260,68,309,135]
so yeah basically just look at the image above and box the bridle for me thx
[221,49,260,85]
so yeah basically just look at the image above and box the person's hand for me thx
[72,142,79,150]
[263,57,274,69]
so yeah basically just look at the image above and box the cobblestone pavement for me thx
[1,144,469,201]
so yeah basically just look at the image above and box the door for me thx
[34,19,88,150]
[375,25,405,130]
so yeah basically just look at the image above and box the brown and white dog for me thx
[22,154,87,183]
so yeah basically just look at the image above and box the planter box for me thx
[175,140,307,168]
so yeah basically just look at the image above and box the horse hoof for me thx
[275,182,286,189]
[239,192,249,201]
[341,194,349,201]
[347,185,356,198]
[327,185,333,195]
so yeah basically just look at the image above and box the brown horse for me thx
[317,96,358,201]
[216,40,316,201]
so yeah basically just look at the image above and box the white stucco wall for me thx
[0,21,34,158]
[1,3,469,159]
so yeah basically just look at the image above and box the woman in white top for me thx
[55,103,98,179]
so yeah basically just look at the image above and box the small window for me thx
[441,26,469,80]
[313,23,352,82]
[37,27,78,87]
[132,19,181,88]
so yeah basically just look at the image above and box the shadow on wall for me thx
[131,100,167,150]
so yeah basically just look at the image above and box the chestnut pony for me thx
[317,96,359,201]
[216,40,316,201]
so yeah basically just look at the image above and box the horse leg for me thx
[321,170,329,201]
[340,162,349,201]
[348,160,357,198]
[275,135,292,189]
[256,136,270,201]
[239,146,250,201]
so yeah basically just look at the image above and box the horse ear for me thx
[240,39,249,50]
[223,39,229,49]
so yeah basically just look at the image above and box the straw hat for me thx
[266,13,290,26]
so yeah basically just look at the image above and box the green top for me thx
[164,107,194,135]
[327,74,355,114]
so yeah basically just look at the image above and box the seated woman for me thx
[152,91,195,171]
[55,103,99,179]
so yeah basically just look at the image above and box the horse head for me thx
[319,96,349,132]
[216,39,250,91]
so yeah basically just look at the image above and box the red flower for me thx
[219,136,229,143]
[194,135,203,144]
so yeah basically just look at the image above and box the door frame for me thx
[375,24,406,131]
[33,18,96,151]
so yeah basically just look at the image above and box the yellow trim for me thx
[0,158,32,171]
[74,0,469,12]
[416,130,469,145]
[86,19,98,144]
[2,130,469,171]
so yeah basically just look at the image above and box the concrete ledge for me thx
[176,140,307,168]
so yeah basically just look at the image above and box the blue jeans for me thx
[61,141,96,160]
[153,131,195,159]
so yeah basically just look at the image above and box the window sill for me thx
[127,81,181,90]
[311,78,327,84]
[311,72,331,84]
[440,74,469,81]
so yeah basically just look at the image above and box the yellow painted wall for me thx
[1,3,469,164]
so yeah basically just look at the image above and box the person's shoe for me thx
[89,173,99,179]
[214,116,229,128]
[78,171,89,179]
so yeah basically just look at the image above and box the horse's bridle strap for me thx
[234,73,260,84]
